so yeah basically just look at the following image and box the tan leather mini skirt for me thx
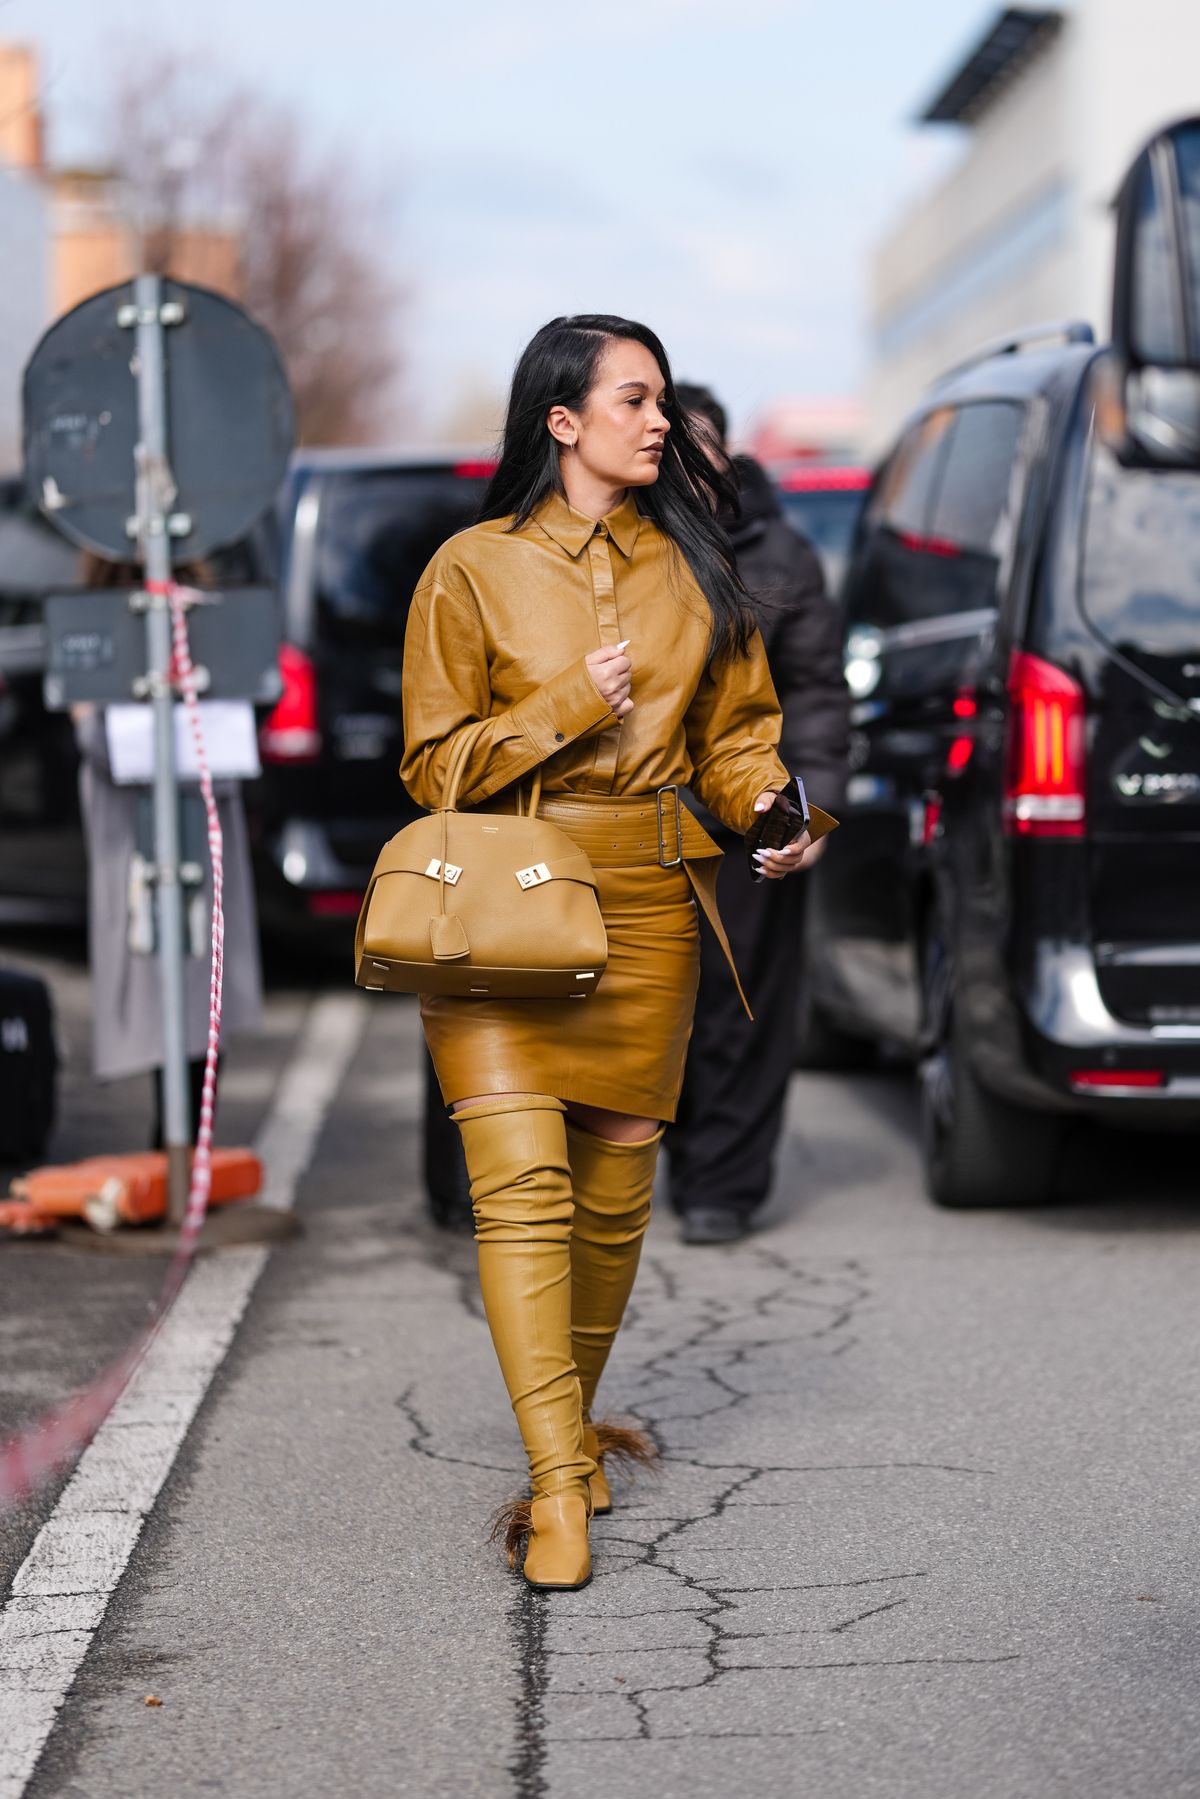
[422,789,743,1122]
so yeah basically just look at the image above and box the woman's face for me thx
[553,338,670,490]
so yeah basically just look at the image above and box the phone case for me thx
[745,794,840,881]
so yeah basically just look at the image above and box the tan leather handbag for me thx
[354,724,608,999]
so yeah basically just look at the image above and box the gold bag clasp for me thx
[425,858,463,885]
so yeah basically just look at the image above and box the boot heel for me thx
[586,1419,658,1515]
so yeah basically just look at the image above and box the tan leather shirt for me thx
[400,489,788,832]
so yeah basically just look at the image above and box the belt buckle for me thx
[656,784,683,868]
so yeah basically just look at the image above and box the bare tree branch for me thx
[103,52,403,445]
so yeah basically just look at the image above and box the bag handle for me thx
[435,722,544,921]
[520,765,543,817]
[440,720,543,817]
[441,721,490,813]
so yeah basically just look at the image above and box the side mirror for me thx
[1111,117,1200,466]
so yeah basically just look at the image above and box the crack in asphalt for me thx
[510,1582,550,1799]
[399,1231,1018,1778]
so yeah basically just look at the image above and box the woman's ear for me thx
[546,404,578,449]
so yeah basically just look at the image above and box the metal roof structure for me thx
[920,7,1064,126]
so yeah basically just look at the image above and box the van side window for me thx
[848,401,1025,632]
[930,402,1025,557]
[873,408,954,536]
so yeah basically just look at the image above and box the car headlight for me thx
[845,627,883,698]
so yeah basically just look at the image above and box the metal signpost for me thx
[131,275,191,1218]
[24,275,295,1234]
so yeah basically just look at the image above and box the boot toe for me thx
[523,1494,592,1589]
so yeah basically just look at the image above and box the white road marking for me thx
[0,993,367,1799]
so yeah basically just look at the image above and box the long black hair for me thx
[480,314,755,660]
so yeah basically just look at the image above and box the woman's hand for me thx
[586,640,633,719]
[751,789,820,880]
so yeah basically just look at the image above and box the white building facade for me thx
[868,0,1200,453]
[0,166,49,470]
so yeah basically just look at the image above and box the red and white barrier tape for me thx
[163,581,225,1277]
[0,581,226,1505]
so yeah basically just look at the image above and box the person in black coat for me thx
[667,384,850,1243]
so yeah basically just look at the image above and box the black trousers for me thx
[150,1057,216,1152]
[667,830,805,1219]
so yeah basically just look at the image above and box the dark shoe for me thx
[679,1207,751,1245]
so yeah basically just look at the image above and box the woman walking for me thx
[400,315,811,1590]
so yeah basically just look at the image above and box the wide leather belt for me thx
[535,786,715,869]
[523,788,752,1019]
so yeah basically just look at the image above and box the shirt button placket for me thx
[586,523,622,794]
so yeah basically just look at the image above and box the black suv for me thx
[803,119,1200,1207]
[249,451,492,935]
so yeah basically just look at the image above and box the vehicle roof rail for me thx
[932,320,1096,387]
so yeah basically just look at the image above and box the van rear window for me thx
[1081,440,1200,657]
[314,469,487,641]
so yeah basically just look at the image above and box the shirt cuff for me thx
[725,757,790,834]
[511,656,616,757]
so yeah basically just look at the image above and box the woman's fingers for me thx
[753,830,813,880]
[586,641,634,716]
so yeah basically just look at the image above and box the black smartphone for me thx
[745,775,810,882]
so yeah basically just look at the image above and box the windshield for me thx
[313,468,488,644]
[1080,435,1200,661]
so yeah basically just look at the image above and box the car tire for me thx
[918,907,1062,1207]
[920,1004,1063,1209]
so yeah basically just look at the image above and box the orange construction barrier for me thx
[2,1149,263,1235]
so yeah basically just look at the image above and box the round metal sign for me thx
[23,278,294,565]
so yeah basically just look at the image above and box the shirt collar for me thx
[533,489,643,559]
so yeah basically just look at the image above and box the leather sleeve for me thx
[683,629,789,834]
[400,577,615,810]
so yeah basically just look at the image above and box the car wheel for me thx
[919,926,1062,1208]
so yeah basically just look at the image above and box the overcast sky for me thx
[3,0,988,440]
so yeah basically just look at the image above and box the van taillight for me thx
[260,644,321,763]
[1004,651,1086,837]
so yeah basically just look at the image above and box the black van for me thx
[802,119,1200,1207]
[249,451,492,933]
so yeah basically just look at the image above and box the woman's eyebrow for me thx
[614,379,650,393]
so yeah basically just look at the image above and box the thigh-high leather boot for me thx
[567,1123,664,1514]
[453,1096,595,1589]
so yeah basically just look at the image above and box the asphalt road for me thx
[4,934,1200,1798]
